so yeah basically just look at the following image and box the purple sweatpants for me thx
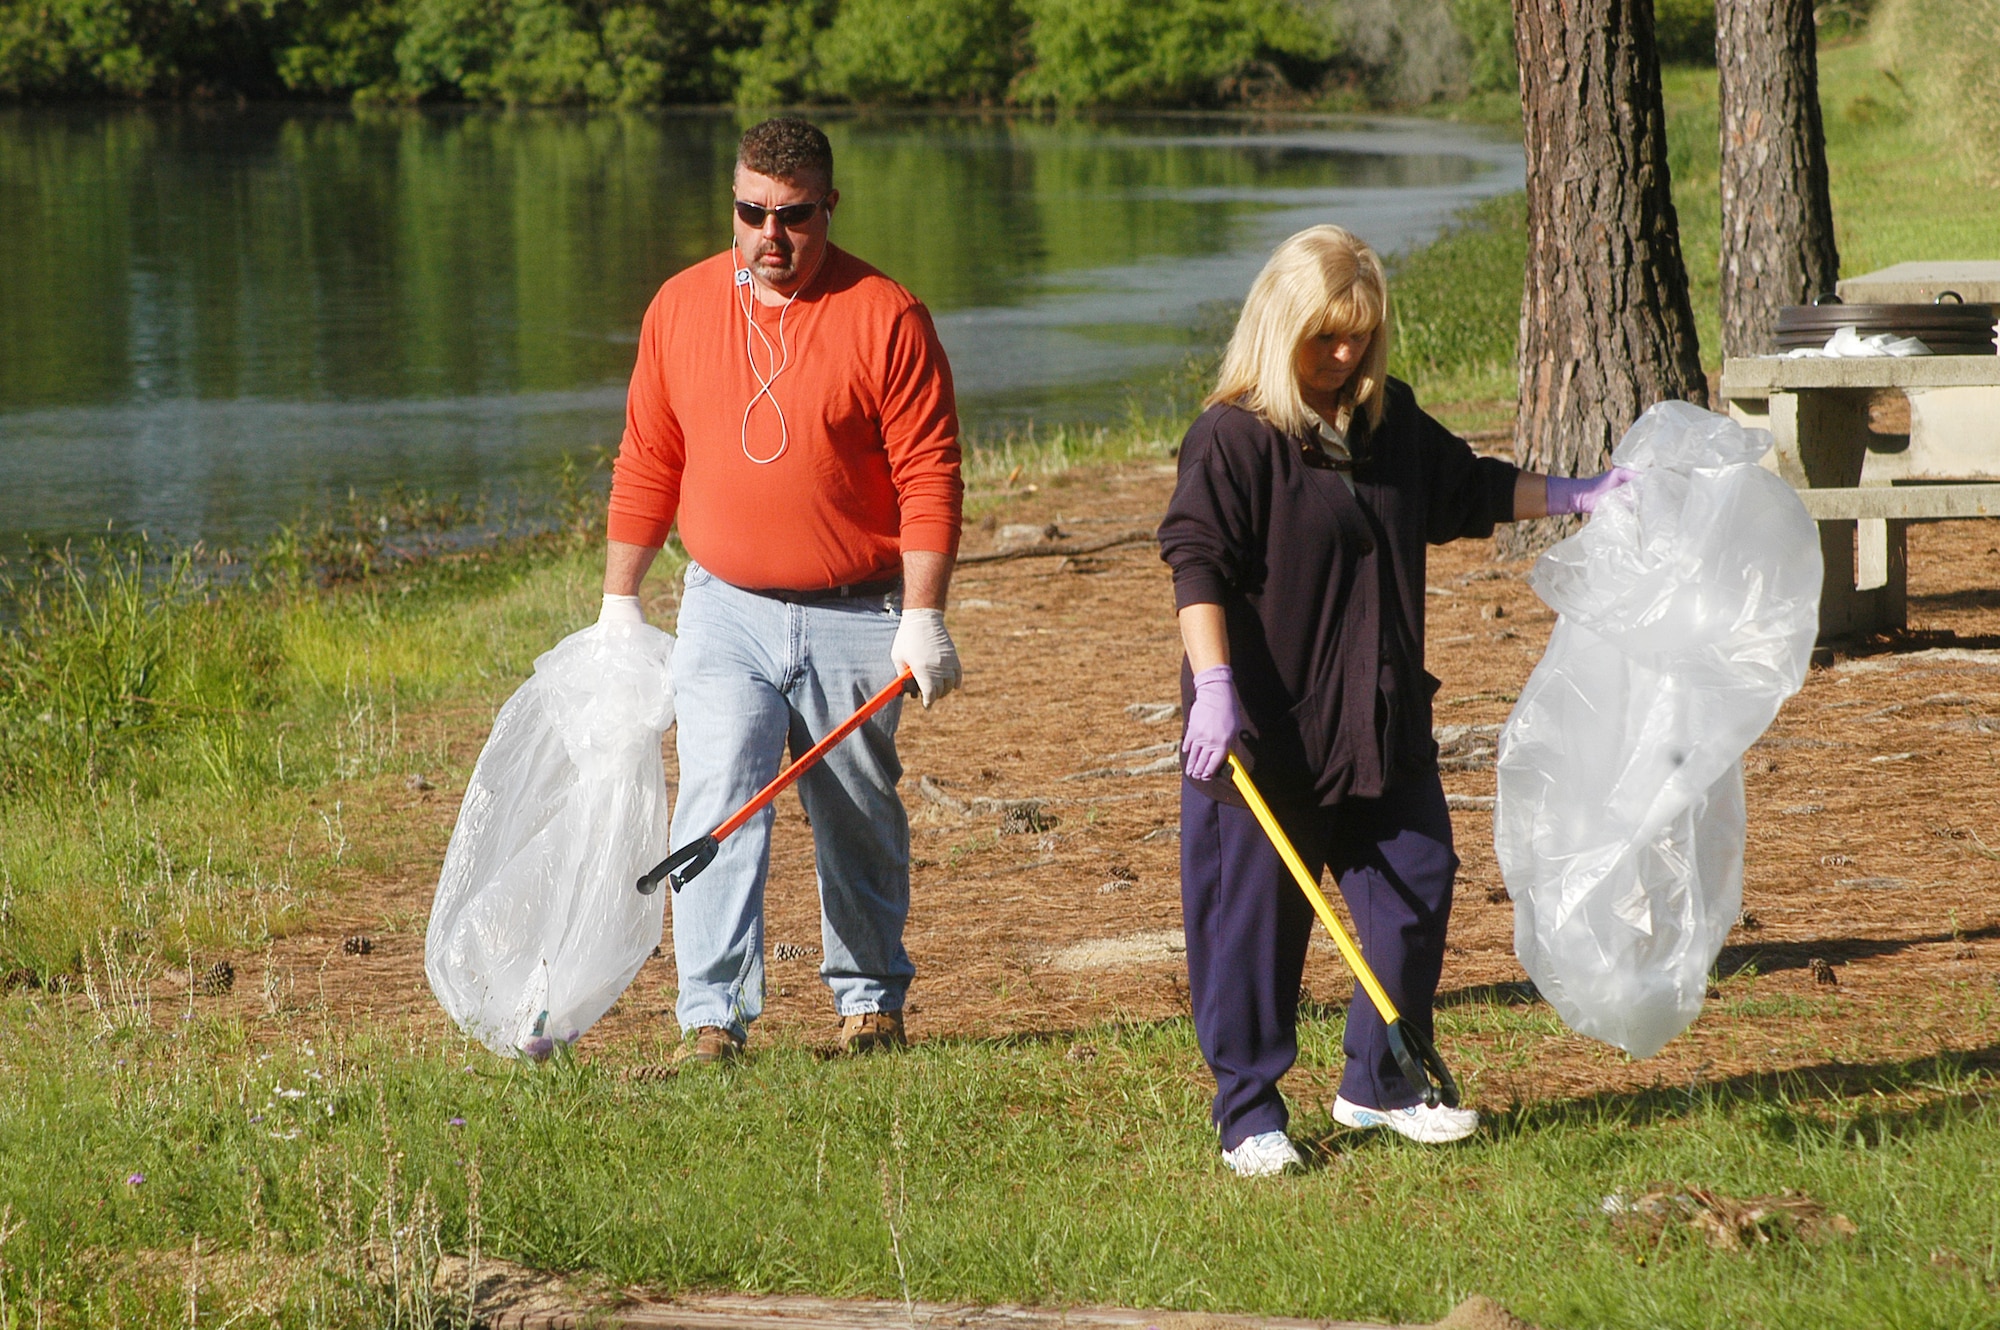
[1179,773,1458,1149]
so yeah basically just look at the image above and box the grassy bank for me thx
[7,20,2000,1329]
[0,486,627,984]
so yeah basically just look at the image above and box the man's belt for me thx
[739,575,902,605]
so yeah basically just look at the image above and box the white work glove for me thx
[891,608,961,707]
[599,593,644,626]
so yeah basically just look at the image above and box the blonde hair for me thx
[1205,225,1391,437]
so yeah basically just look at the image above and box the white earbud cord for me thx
[734,240,828,466]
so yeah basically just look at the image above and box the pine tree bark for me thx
[1716,0,1839,358]
[1502,0,1708,557]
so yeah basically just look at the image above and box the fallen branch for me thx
[916,777,1057,831]
[959,529,1157,565]
[1061,756,1180,781]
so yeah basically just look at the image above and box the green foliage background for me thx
[0,0,1719,108]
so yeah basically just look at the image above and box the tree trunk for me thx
[1502,0,1708,558]
[1716,0,1840,358]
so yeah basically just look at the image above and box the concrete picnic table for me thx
[1719,262,2000,641]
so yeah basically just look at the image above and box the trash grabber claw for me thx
[1225,752,1460,1109]
[636,669,919,896]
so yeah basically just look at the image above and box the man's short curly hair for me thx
[737,118,834,187]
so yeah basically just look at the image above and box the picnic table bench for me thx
[1719,262,2000,641]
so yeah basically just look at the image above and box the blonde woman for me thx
[1157,225,1630,1176]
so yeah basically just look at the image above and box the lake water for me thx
[0,108,1520,554]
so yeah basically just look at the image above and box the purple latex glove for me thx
[1182,664,1239,782]
[1546,466,1639,516]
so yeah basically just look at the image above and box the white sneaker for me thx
[1333,1094,1479,1144]
[1221,1130,1304,1177]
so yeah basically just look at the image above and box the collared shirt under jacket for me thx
[1158,381,1519,809]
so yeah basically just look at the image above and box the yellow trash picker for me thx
[1225,751,1461,1109]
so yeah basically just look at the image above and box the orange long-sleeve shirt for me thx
[606,246,963,591]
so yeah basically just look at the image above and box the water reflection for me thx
[0,107,1519,551]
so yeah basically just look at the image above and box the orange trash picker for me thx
[636,669,918,896]
[1225,751,1461,1109]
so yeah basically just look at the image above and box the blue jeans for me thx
[668,562,914,1037]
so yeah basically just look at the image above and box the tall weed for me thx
[0,542,279,797]
[0,471,604,984]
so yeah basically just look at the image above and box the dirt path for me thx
[233,460,2000,1109]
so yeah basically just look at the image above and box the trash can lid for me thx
[1779,302,1995,329]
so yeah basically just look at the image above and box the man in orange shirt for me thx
[601,118,962,1062]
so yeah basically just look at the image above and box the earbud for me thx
[734,244,797,466]
[729,233,830,467]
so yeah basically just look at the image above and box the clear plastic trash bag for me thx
[426,621,676,1058]
[1495,402,1822,1058]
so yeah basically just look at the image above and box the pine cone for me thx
[623,1064,678,1083]
[341,936,373,956]
[1808,957,1837,986]
[194,960,235,996]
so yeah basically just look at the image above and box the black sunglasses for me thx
[734,198,827,228]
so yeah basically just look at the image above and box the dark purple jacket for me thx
[1159,381,1519,809]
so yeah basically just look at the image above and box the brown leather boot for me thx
[671,1025,744,1066]
[839,1009,906,1054]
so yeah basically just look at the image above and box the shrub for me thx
[392,0,507,98]
[1335,0,1469,104]
[725,0,833,106]
[590,0,756,105]
[1447,0,1513,94]
[1012,0,1337,108]
[1653,0,1714,66]
[489,0,621,103]
[0,0,152,97]
[812,0,1022,104]
[274,0,402,96]
[0,0,294,97]
[599,4,672,104]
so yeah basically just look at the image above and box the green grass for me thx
[3,1003,1999,1327]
